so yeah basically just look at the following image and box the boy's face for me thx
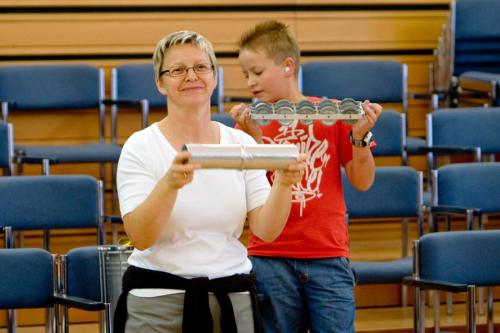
[238,48,289,103]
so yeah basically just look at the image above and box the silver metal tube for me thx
[183,144,299,170]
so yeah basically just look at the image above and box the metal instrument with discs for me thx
[249,98,365,126]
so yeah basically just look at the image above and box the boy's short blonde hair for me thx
[152,30,217,81]
[238,20,301,77]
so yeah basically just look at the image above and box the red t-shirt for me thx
[247,97,355,259]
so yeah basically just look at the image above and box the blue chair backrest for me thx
[66,246,101,302]
[0,121,12,171]
[427,107,500,155]
[0,175,101,231]
[371,110,405,157]
[453,0,500,76]
[343,166,422,218]
[0,64,104,110]
[112,63,224,110]
[435,162,500,213]
[211,113,235,128]
[301,60,405,103]
[0,248,54,308]
[418,230,500,286]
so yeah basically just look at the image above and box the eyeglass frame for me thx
[159,63,215,78]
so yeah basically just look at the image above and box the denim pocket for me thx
[339,257,358,286]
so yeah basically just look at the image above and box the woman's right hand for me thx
[229,103,263,143]
[164,151,201,190]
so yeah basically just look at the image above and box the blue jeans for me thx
[250,256,356,333]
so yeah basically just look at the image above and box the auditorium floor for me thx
[1,302,499,333]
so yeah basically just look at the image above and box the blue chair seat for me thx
[351,257,413,285]
[459,71,500,84]
[15,143,121,163]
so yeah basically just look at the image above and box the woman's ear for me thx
[155,78,167,96]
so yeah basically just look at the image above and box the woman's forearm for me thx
[123,180,178,250]
[249,179,293,242]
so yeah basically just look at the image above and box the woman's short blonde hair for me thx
[152,30,217,81]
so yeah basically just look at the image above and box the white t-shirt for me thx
[117,122,270,288]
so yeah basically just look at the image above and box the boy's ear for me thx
[283,57,296,76]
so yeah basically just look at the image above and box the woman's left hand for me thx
[351,100,383,139]
[274,153,307,186]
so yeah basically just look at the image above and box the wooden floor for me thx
[1,302,499,332]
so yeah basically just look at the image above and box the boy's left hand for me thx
[351,100,382,139]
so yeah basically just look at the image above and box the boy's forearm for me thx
[348,146,376,191]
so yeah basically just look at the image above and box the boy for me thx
[230,20,382,332]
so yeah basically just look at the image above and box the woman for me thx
[114,30,305,333]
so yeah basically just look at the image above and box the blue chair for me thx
[300,60,425,161]
[59,246,115,333]
[403,230,500,333]
[0,121,14,175]
[0,248,57,333]
[343,166,424,306]
[0,175,106,250]
[0,64,122,176]
[431,0,500,106]
[425,107,500,176]
[423,107,500,207]
[430,162,500,232]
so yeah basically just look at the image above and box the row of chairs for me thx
[0,63,231,178]
[431,0,500,107]
[346,163,500,332]
[0,245,119,333]
[1,59,492,180]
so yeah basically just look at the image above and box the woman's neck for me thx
[158,107,220,151]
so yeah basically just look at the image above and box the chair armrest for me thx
[16,156,60,165]
[430,205,481,216]
[104,214,123,224]
[100,98,143,107]
[52,293,107,311]
[402,276,468,293]
[222,96,254,103]
[408,92,447,101]
[416,145,480,156]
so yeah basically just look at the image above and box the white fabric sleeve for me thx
[117,134,159,217]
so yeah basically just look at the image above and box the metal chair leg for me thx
[487,287,494,333]
[7,309,16,333]
[467,285,476,333]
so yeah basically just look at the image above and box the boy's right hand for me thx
[229,103,264,143]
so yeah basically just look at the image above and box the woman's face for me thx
[156,43,217,109]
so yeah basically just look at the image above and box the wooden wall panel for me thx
[0,12,295,56]
[296,11,447,51]
[0,0,450,6]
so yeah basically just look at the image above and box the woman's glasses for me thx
[160,63,214,77]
